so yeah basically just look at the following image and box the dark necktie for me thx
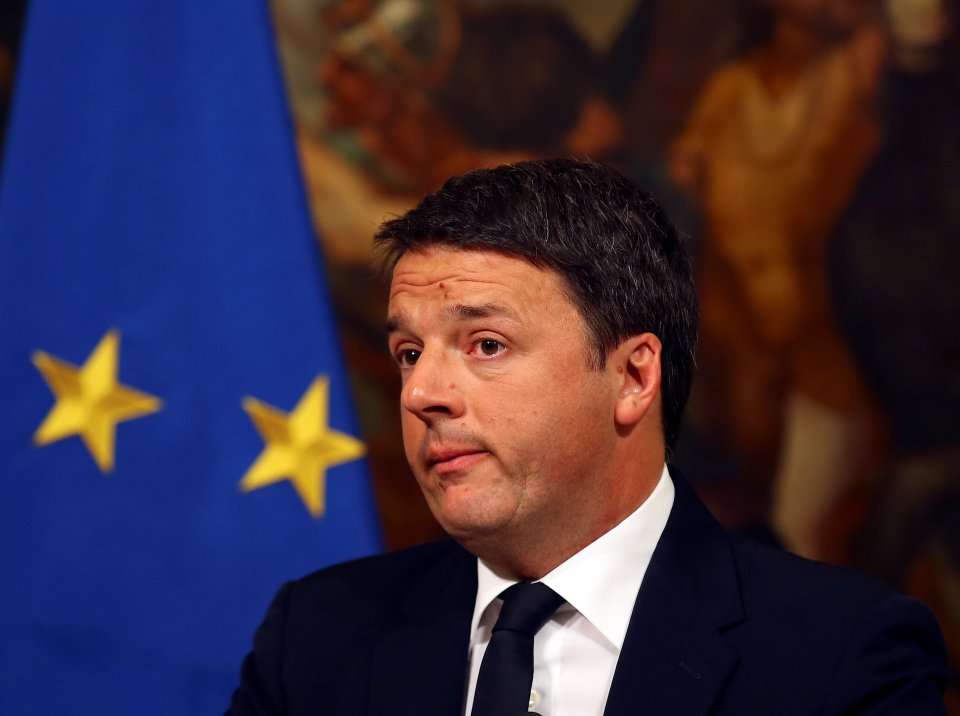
[471,581,565,716]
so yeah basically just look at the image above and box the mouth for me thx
[426,449,490,476]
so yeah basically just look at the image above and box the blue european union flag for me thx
[0,1,382,713]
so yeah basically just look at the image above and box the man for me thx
[228,160,947,715]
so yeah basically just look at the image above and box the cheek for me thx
[400,414,425,457]
[543,382,613,450]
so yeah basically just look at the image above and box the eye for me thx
[473,339,506,358]
[479,339,501,356]
[397,349,421,367]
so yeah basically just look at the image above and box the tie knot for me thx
[493,582,565,637]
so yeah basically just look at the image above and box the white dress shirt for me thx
[463,465,675,716]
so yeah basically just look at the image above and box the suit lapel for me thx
[604,472,745,716]
[368,543,477,716]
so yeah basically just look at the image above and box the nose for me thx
[400,348,465,424]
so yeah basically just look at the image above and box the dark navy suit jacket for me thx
[228,475,949,714]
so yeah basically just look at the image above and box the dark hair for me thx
[733,0,776,54]
[437,5,598,153]
[375,159,698,452]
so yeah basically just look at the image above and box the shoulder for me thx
[731,535,941,645]
[727,539,948,712]
[675,59,753,145]
[696,59,754,102]
[279,539,472,617]
[663,472,947,709]
[667,472,911,623]
[251,540,470,645]
[733,536,894,612]
[296,538,468,585]
[227,540,475,714]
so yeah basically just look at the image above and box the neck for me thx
[893,44,945,73]
[767,15,824,68]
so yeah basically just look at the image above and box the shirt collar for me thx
[471,465,675,649]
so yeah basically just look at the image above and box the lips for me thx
[426,448,489,475]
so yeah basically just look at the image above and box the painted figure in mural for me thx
[669,0,886,558]
[832,0,960,620]
[303,0,618,267]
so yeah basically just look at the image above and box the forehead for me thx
[388,246,569,307]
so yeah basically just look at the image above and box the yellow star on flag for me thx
[32,329,163,473]
[240,376,365,517]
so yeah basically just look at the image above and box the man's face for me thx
[386,246,622,564]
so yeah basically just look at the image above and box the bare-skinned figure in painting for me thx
[834,0,960,627]
[670,0,886,558]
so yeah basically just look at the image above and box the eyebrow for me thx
[385,302,520,334]
[447,302,519,322]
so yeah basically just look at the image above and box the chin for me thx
[431,503,512,546]
[433,510,496,539]
[422,474,521,538]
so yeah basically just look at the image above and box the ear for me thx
[612,333,662,428]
